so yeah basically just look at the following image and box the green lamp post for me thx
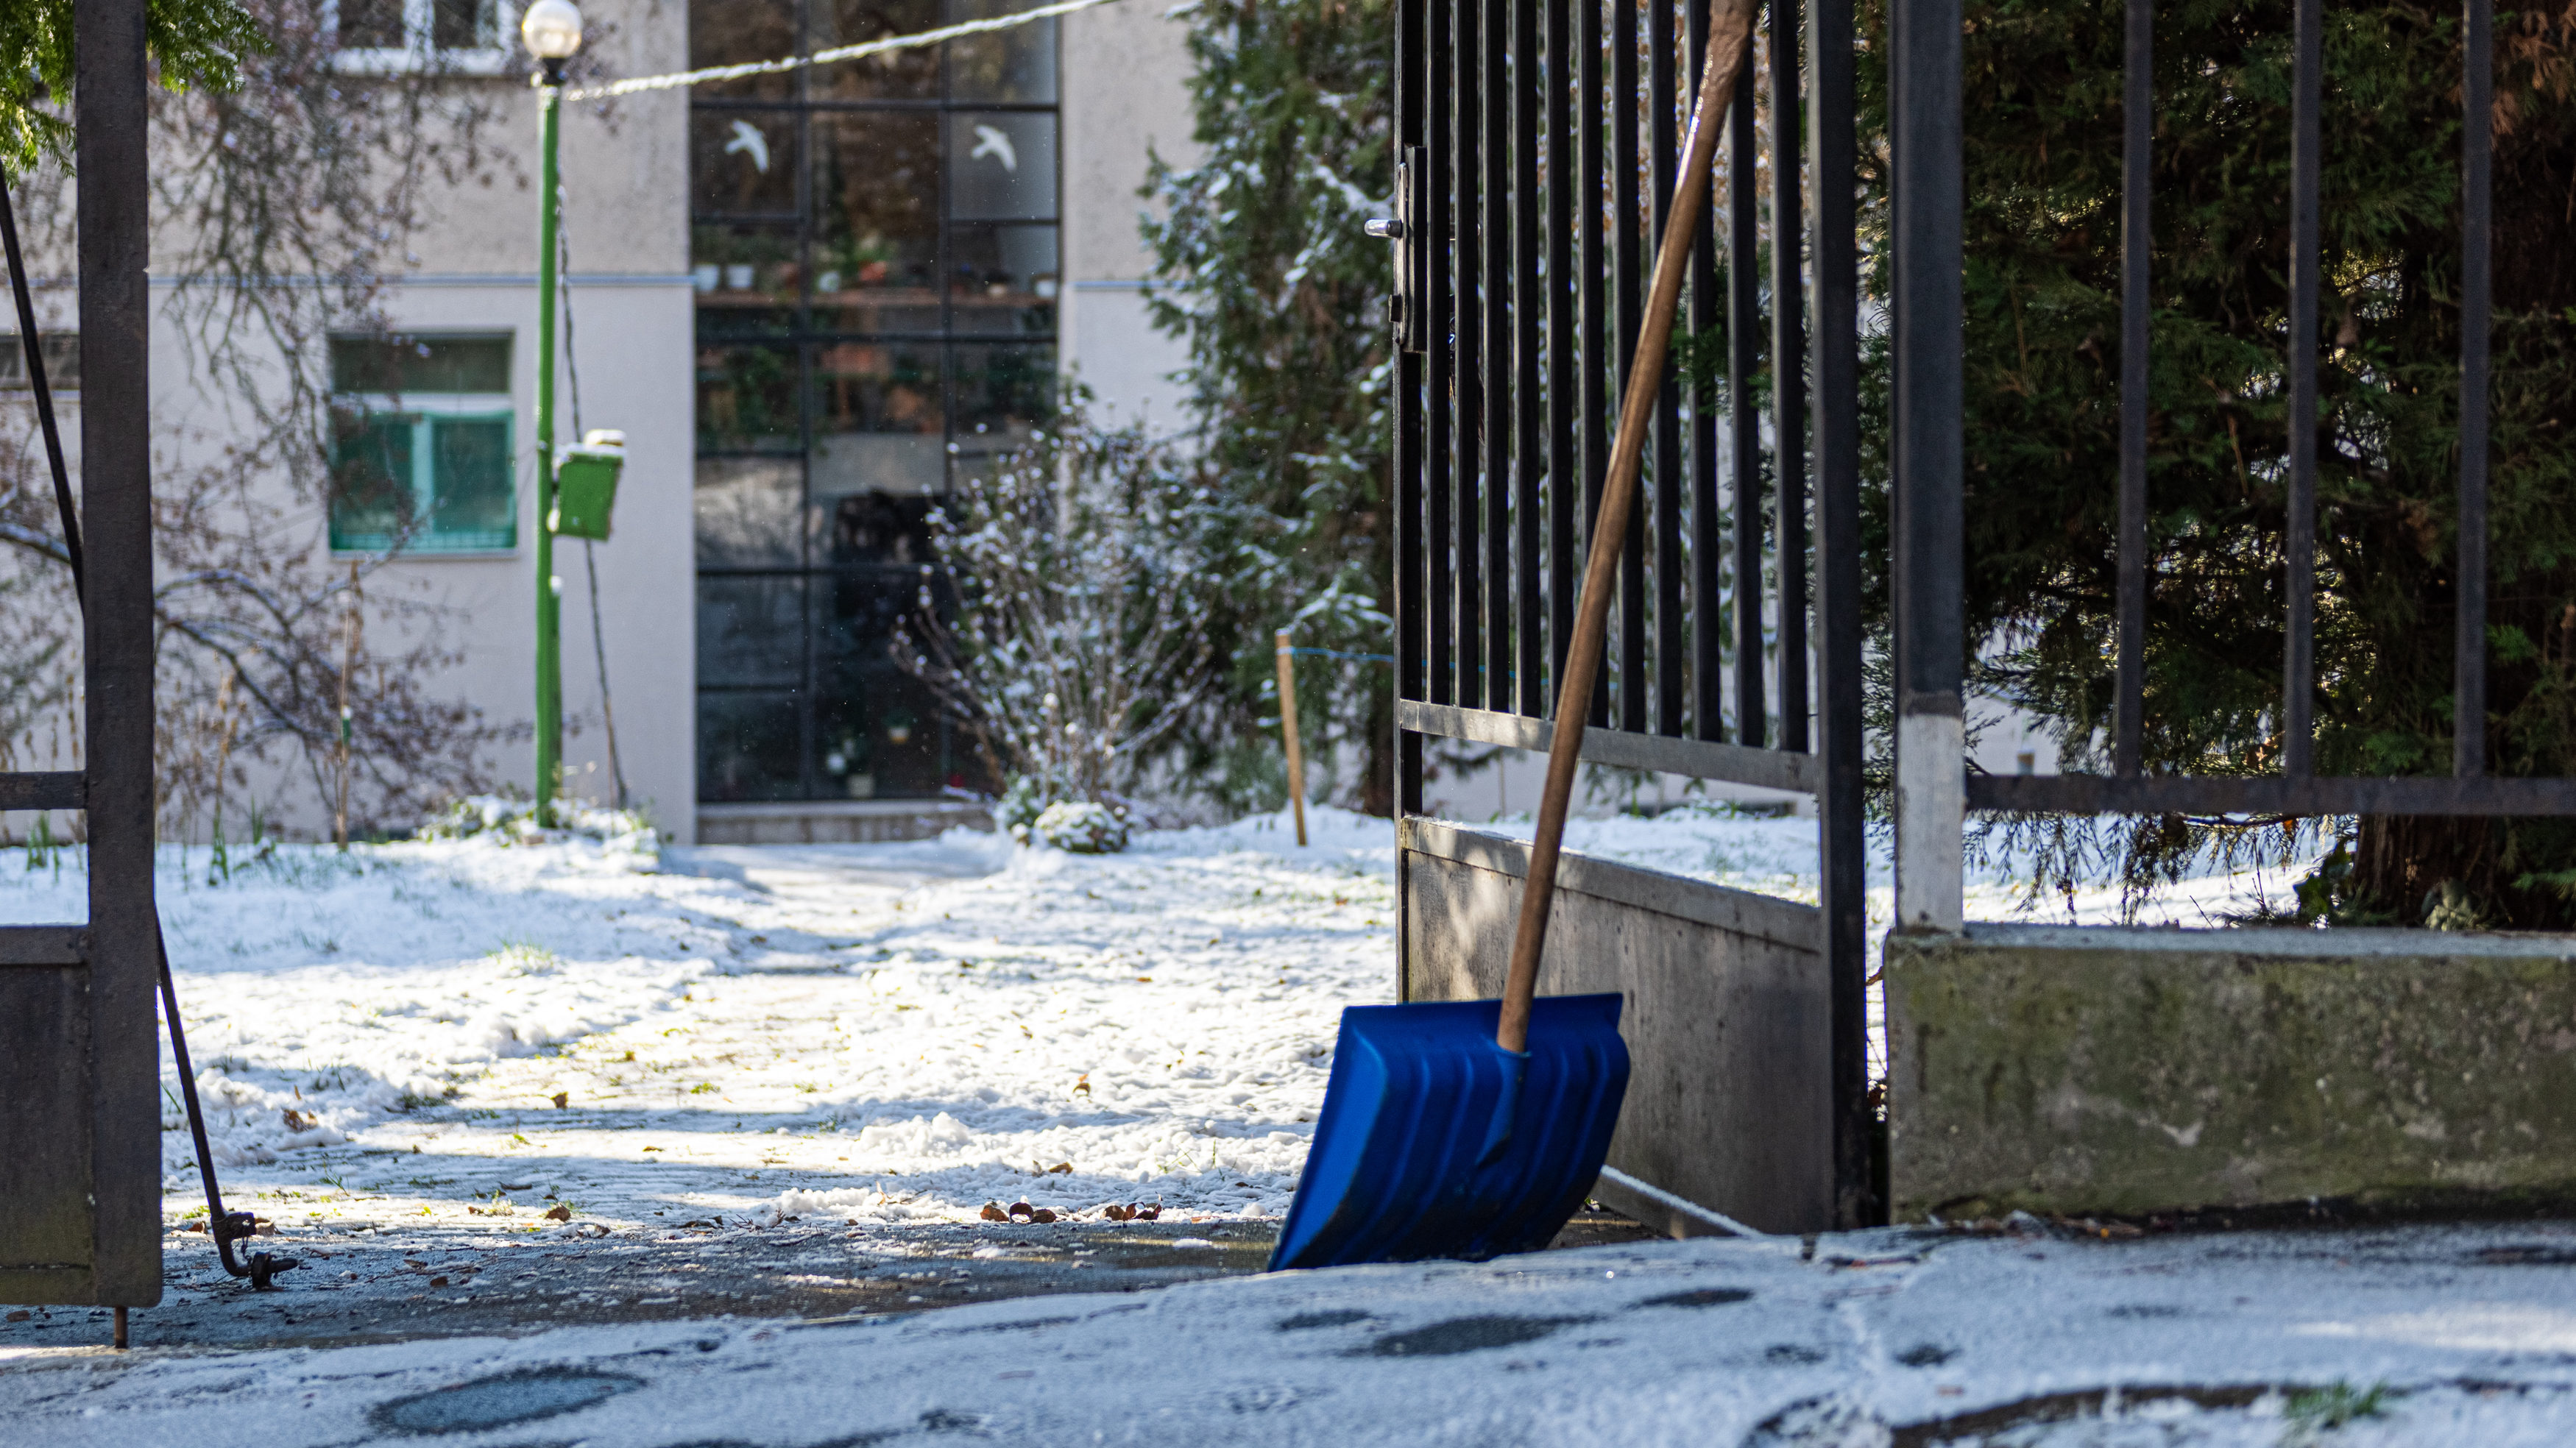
[522,0,583,826]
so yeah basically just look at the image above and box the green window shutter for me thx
[428,414,517,549]
[330,411,418,550]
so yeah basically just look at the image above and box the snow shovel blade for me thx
[1267,993,1629,1271]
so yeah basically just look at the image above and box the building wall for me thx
[119,0,700,842]
[8,0,1203,844]
[1058,5,1198,433]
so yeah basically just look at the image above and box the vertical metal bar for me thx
[1515,0,1547,715]
[1400,0,1429,814]
[1613,0,1647,731]
[2282,0,2318,778]
[1728,49,1764,748]
[1892,0,1967,933]
[1457,0,1486,709]
[1429,0,1456,709]
[2457,0,2491,778]
[1689,0,1725,740]
[78,0,163,1308]
[1772,0,1811,753]
[1547,0,1578,714]
[2114,0,2151,778]
[1580,0,1610,726]
[1809,0,1874,1228]
[1487,0,1516,713]
[1652,0,1687,736]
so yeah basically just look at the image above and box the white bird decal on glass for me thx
[969,124,1017,173]
[723,120,771,174]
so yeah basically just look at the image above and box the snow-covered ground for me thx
[9,1219,2576,1444]
[0,805,2323,1240]
[0,808,1397,1235]
[12,806,2575,1441]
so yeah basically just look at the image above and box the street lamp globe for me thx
[520,0,584,60]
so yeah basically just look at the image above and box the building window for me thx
[690,0,1058,805]
[0,333,79,391]
[328,334,517,554]
[330,0,519,74]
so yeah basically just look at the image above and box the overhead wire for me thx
[560,0,1125,102]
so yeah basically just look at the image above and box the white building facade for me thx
[4,0,1197,845]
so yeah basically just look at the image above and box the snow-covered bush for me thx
[417,793,657,853]
[993,774,1048,837]
[897,391,1224,821]
[1029,799,1130,854]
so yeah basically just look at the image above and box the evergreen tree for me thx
[1143,0,1400,815]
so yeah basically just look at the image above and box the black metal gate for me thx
[0,0,163,1311]
[1386,0,1875,1229]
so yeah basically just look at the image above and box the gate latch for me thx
[1366,146,1428,354]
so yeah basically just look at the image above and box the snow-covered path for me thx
[0,809,1398,1242]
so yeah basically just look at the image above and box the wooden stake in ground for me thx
[1275,630,1308,847]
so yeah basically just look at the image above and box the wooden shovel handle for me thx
[1496,1,1760,1055]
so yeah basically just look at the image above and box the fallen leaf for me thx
[544,1204,572,1221]
[980,1202,1010,1222]
[281,1108,314,1132]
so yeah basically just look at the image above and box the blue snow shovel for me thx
[1267,9,1758,1271]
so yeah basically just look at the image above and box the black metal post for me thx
[2115,0,2150,777]
[1891,0,1963,711]
[2456,0,2491,778]
[1652,0,1687,737]
[1688,0,1726,742]
[78,0,163,1310]
[2282,0,2319,777]
[1514,0,1546,716]
[1808,0,1872,1232]
[1456,0,1485,709]
[1772,0,1810,753]
[1613,0,1647,731]
[1429,0,1456,709]
[1485,0,1515,713]
[1398,0,1429,814]
[1546,0,1578,713]
[1580,0,1610,726]
[1728,46,1764,748]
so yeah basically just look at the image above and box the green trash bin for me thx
[549,430,626,540]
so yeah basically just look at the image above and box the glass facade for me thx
[690,0,1058,803]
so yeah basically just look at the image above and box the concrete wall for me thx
[1886,923,2576,1221]
[1400,819,1835,1235]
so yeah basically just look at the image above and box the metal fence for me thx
[1889,0,2564,929]
[1388,0,1875,1226]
